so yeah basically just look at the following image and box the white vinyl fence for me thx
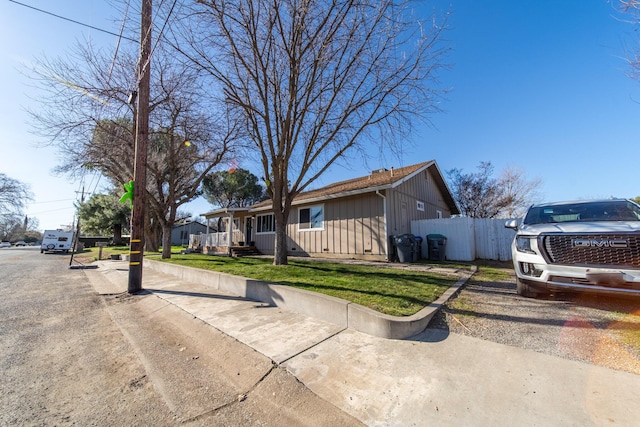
[412,217,518,261]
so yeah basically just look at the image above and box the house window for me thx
[221,218,240,232]
[417,201,425,212]
[299,205,324,230]
[256,213,275,234]
[436,210,443,219]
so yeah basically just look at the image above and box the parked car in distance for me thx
[505,198,640,298]
[0,242,11,248]
[13,241,27,246]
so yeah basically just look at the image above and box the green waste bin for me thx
[427,234,447,261]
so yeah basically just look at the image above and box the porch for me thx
[190,206,257,256]
[189,231,259,257]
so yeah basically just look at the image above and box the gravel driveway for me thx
[428,261,640,376]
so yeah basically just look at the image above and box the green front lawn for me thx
[152,254,468,317]
[76,246,471,316]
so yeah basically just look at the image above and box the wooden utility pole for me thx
[69,186,85,267]
[128,0,152,293]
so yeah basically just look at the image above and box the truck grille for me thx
[542,233,640,268]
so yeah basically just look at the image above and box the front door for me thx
[245,217,253,245]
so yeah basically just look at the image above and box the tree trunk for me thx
[273,223,288,265]
[273,203,289,265]
[145,216,160,252]
[161,222,172,259]
[113,223,123,245]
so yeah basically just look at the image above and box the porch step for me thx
[230,246,261,257]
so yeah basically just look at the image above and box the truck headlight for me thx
[515,236,536,254]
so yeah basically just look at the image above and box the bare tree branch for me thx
[26,35,239,257]
[168,0,450,264]
[448,162,542,219]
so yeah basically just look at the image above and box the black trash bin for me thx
[413,235,423,261]
[427,234,447,261]
[395,234,415,263]
[388,235,397,262]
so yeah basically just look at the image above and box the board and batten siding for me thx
[283,192,386,258]
[387,168,453,236]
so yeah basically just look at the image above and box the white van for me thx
[41,230,74,253]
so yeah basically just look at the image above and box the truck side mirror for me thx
[504,219,519,230]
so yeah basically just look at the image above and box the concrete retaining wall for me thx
[144,259,474,340]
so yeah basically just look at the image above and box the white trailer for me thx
[41,230,74,253]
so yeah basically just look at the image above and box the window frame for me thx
[298,204,325,231]
[256,213,275,234]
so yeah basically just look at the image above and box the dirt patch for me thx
[428,261,640,375]
[1,251,363,426]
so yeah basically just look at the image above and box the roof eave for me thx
[390,160,434,189]
[248,184,392,213]
[200,207,250,218]
[427,162,461,215]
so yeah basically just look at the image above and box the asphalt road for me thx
[0,248,361,426]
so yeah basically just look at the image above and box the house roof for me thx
[172,219,207,229]
[201,160,458,217]
[201,207,252,217]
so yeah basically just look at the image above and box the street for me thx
[0,248,361,426]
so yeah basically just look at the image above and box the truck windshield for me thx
[523,201,640,225]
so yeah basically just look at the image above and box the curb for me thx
[144,260,476,340]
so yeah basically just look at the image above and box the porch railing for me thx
[189,231,244,249]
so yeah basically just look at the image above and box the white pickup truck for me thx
[41,230,74,253]
[505,199,640,298]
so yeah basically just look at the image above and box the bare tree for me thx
[0,173,34,242]
[448,162,507,219]
[498,166,542,218]
[170,0,449,264]
[448,162,542,219]
[28,38,239,258]
[0,173,32,217]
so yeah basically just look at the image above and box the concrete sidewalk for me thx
[84,260,640,426]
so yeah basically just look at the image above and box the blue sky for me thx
[2,1,640,231]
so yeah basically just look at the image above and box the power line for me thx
[27,206,75,215]
[7,0,137,42]
[107,0,131,86]
[133,0,178,90]
[29,198,76,204]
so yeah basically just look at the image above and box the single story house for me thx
[171,220,208,246]
[195,160,459,261]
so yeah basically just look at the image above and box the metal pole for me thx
[128,0,151,293]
